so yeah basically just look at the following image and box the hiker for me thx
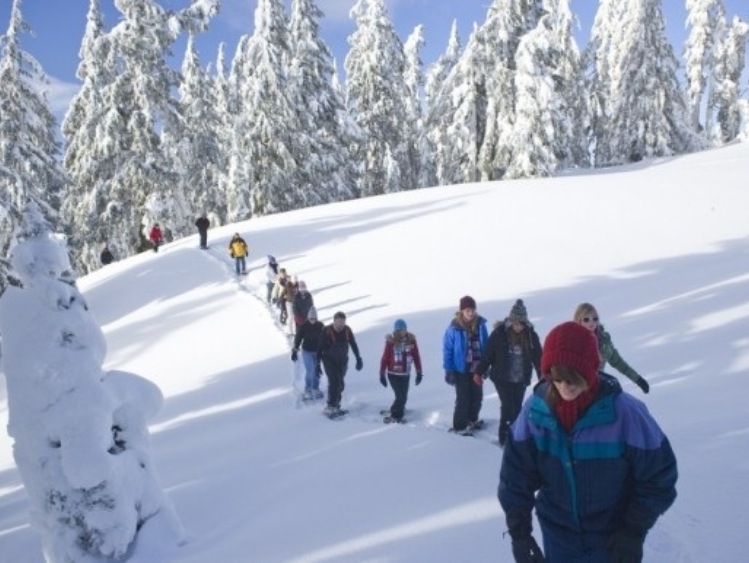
[476,299,542,447]
[228,233,248,275]
[574,302,650,393]
[195,214,210,249]
[499,321,677,562]
[292,281,314,334]
[148,223,163,252]
[442,295,489,435]
[265,255,279,303]
[379,318,423,423]
[100,245,115,265]
[291,307,325,401]
[318,311,363,417]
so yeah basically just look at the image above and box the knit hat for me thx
[308,307,317,320]
[268,255,277,264]
[509,299,529,324]
[541,321,600,387]
[333,311,346,320]
[394,319,407,331]
[298,281,307,291]
[459,295,477,310]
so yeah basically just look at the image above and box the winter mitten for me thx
[355,357,363,371]
[511,536,545,563]
[415,373,423,386]
[606,527,646,563]
[635,377,650,394]
[472,373,483,386]
[291,349,298,362]
[380,374,387,387]
[444,371,456,386]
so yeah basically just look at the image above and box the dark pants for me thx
[323,360,348,408]
[198,229,208,248]
[453,372,483,431]
[493,380,527,443]
[387,373,410,419]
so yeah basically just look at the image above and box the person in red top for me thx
[379,319,423,423]
[149,223,164,253]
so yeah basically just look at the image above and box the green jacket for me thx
[596,326,641,384]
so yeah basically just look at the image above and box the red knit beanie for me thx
[541,321,600,387]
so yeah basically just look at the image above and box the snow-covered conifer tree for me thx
[0,202,184,562]
[684,0,725,133]
[709,15,749,143]
[240,0,301,216]
[287,0,357,205]
[477,0,542,181]
[345,0,414,196]
[403,24,431,188]
[424,21,462,187]
[63,0,217,265]
[166,34,225,226]
[506,0,590,178]
[0,0,65,291]
[590,0,697,166]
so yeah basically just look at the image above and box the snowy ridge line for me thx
[200,244,500,445]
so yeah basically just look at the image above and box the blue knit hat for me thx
[394,319,407,331]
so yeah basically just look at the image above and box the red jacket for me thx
[149,225,163,243]
[379,332,422,377]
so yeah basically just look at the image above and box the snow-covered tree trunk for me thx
[0,203,184,562]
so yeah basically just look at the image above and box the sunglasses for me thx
[582,317,599,323]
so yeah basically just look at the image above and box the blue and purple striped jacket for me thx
[499,373,677,539]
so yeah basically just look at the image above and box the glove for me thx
[444,371,456,386]
[472,373,483,386]
[635,377,650,394]
[415,373,423,386]
[291,349,298,362]
[380,374,387,387]
[511,536,545,563]
[606,527,646,563]
[355,357,363,371]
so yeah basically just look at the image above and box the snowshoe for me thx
[323,406,347,419]
[313,389,324,400]
[383,415,405,424]
[449,427,474,437]
[468,419,485,431]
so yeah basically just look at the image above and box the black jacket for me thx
[293,320,324,353]
[318,325,361,367]
[476,321,542,386]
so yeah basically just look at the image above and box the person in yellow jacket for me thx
[228,233,248,275]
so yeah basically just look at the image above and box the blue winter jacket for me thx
[499,374,677,541]
[442,315,489,374]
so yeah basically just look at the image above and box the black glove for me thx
[415,373,423,385]
[606,527,646,563]
[511,536,545,562]
[291,349,298,362]
[355,357,363,371]
[380,374,387,387]
[635,377,650,394]
[444,371,456,386]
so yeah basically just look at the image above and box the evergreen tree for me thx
[506,0,590,179]
[425,21,462,186]
[241,0,301,216]
[288,0,356,205]
[590,0,697,166]
[403,24,430,188]
[345,0,413,196]
[168,34,224,226]
[62,0,217,267]
[709,16,749,143]
[0,0,65,292]
[684,0,725,133]
[477,0,542,181]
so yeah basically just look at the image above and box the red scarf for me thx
[553,377,600,432]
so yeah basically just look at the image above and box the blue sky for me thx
[1,0,747,118]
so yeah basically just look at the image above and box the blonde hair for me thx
[573,302,598,323]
